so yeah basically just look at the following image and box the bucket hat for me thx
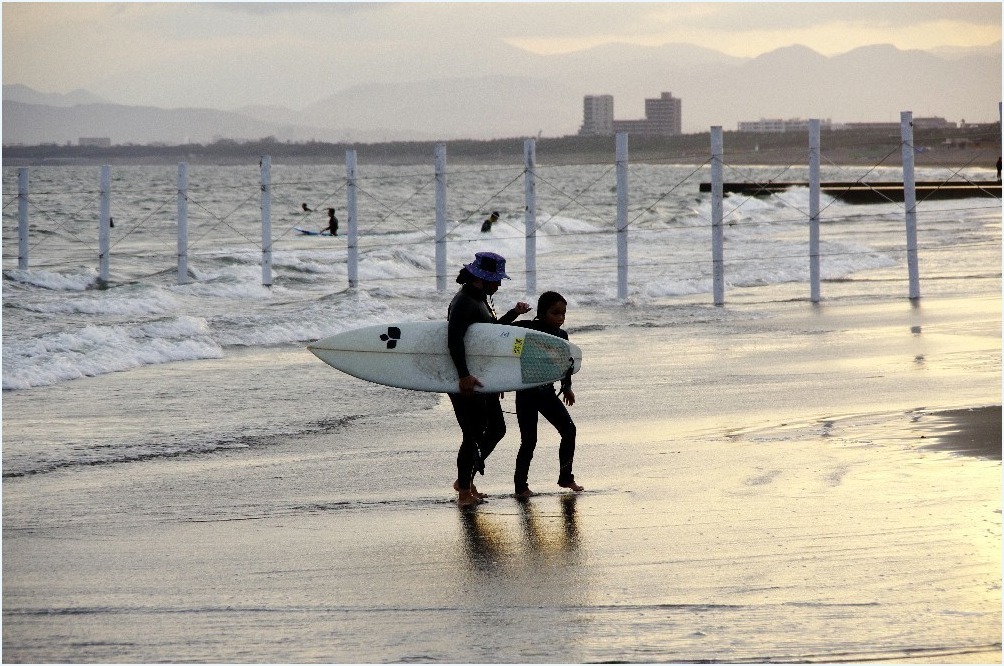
[464,251,510,282]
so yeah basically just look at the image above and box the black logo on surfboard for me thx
[380,327,402,349]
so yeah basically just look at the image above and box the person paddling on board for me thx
[448,251,531,507]
[322,208,339,236]
[511,291,583,498]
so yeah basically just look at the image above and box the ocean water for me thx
[2,160,1001,662]
[3,161,999,395]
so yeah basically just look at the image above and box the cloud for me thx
[2,2,1000,110]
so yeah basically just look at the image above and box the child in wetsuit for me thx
[512,291,584,498]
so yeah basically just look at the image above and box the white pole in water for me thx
[99,165,111,284]
[524,138,537,296]
[260,155,273,287]
[17,168,28,270]
[710,127,725,306]
[900,111,920,300]
[346,149,359,289]
[435,143,447,292]
[615,132,629,300]
[177,162,189,285]
[809,119,821,303]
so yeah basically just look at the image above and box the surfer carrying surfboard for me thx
[511,291,583,498]
[448,251,531,507]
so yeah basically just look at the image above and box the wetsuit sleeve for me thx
[448,297,477,378]
[497,308,522,325]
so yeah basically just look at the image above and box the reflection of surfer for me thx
[512,291,583,498]
[458,495,580,569]
[322,208,338,236]
[517,494,581,555]
[448,252,531,507]
[458,510,507,571]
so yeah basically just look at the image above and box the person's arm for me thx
[557,328,574,404]
[497,301,531,325]
[448,295,482,393]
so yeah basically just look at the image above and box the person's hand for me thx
[513,301,531,315]
[459,375,483,395]
[563,389,576,407]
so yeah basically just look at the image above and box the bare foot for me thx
[515,488,537,499]
[558,480,584,492]
[457,489,485,508]
[453,480,488,499]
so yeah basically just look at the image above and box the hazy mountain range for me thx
[3,41,1000,146]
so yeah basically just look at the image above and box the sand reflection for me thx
[458,495,582,575]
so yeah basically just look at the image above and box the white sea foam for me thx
[2,320,223,390]
[4,268,100,291]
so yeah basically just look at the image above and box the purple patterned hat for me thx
[464,252,510,282]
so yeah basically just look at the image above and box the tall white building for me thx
[579,95,614,136]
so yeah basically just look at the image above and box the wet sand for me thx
[3,293,1001,663]
[921,406,1002,460]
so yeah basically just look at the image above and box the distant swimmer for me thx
[322,208,339,236]
[302,203,314,212]
[481,211,500,233]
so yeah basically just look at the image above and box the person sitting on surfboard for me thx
[511,291,583,498]
[448,251,531,508]
[322,208,339,236]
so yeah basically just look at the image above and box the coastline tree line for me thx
[3,123,999,167]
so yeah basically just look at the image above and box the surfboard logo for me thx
[512,338,524,356]
[380,327,402,349]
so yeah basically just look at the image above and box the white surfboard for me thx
[307,322,582,393]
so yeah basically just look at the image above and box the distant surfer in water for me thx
[323,208,339,236]
[448,251,531,507]
[480,211,500,233]
[512,291,583,498]
[302,203,314,213]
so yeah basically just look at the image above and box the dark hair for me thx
[536,291,566,314]
[456,267,474,284]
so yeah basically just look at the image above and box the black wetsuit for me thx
[447,283,520,489]
[511,319,576,494]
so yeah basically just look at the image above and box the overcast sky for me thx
[4,2,1001,111]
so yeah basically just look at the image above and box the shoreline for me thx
[3,125,999,169]
[2,148,996,170]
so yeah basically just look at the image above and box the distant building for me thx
[578,92,682,137]
[738,118,832,133]
[579,95,614,136]
[841,118,957,131]
[79,137,111,147]
[913,117,956,129]
[840,122,900,131]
